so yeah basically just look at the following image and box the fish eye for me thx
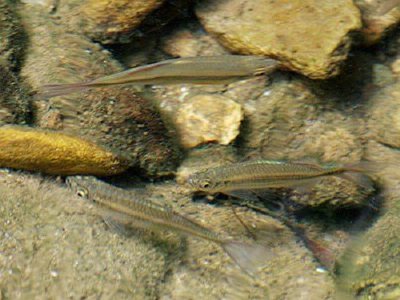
[76,188,88,198]
[200,180,212,189]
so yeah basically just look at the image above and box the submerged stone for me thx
[175,94,243,148]
[0,126,129,175]
[355,0,400,46]
[60,0,164,44]
[20,3,180,176]
[0,0,26,69]
[196,0,361,79]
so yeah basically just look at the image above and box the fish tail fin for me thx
[221,240,272,275]
[343,161,383,174]
[38,82,91,98]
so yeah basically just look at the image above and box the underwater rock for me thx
[175,94,243,149]
[20,3,180,176]
[335,141,400,299]
[196,0,361,79]
[0,0,26,69]
[368,83,400,148]
[59,0,164,44]
[391,57,400,76]
[161,22,229,57]
[0,172,170,299]
[355,0,400,46]
[0,66,31,126]
[0,126,128,175]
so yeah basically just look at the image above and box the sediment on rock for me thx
[0,0,26,70]
[0,65,31,126]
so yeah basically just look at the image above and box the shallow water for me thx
[1,0,400,299]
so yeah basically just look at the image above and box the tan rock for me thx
[355,0,400,45]
[337,142,400,298]
[196,0,362,79]
[175,94,243,149]
[368,84,400,148]
[161,23,229,57]
[391,57,400,75]
[62,0,164,44]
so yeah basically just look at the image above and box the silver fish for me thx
[187,160,376,194]
[66,176,272,275]
[40,55,279,98]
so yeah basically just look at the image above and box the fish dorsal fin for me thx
[291,157,325,169]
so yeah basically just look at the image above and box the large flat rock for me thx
[196,0,362,79]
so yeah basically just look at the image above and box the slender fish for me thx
[40,55,279,98]
[187,160,376,194]
[66,176,271,275]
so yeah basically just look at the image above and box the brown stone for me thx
[196,0,362,79]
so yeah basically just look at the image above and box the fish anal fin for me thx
[251,189,281,202]
[100,209,155,232]
[103,216,134,237]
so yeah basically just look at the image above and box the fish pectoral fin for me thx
[251,190,285,212]
[101,209,155,233]
[103,216,135,237]
[223,190,260,202]
[251,189,281,202]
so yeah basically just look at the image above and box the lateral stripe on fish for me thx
[66,176,272,275]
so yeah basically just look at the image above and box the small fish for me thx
[40,55,279,98]
[187,160,376,195]
[66,176,271,275]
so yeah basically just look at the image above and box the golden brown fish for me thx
[187,160,376,195]
[66,176,272,275]
[40,55,279,98]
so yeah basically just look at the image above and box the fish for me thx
[66,175,272,275]
[39,55,279,98]
[187,159,376,195]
